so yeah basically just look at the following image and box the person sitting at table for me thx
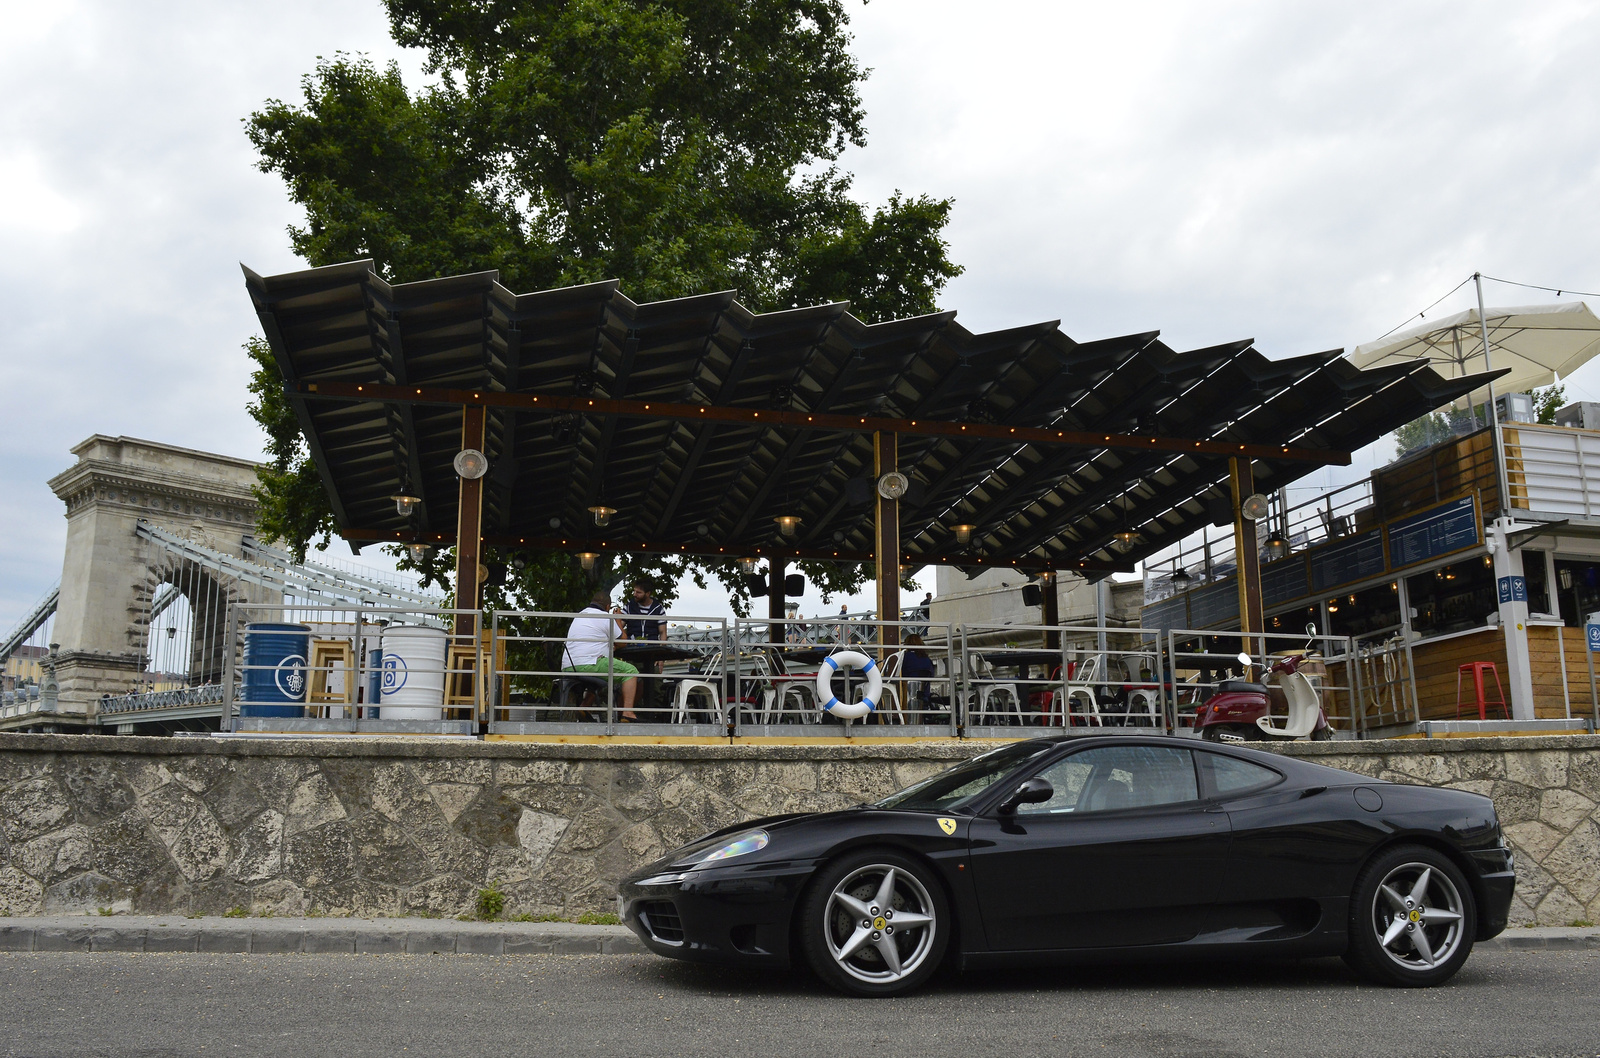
[901,634,936,717]
[563,589,639,722]
[621,578,668,712]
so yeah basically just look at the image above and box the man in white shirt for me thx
[562,589,639,721]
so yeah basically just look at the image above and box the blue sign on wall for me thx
[1387,495,1479,569]
[1309,529,1386,593]
[1497,575,1527,604]
[1587,624,1600,653]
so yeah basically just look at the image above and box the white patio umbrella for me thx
[1349,298,1600,405]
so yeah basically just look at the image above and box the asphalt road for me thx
[2,950,1597,1058]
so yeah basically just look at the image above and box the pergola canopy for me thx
[244,259,1501,575]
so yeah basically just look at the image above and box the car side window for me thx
[1017,745,1198,815]
[1199,752,1281,796]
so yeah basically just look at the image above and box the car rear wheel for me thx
[1344,844,1476,987]
[799,848,949,997]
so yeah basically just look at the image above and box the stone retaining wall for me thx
[0,733,1595,926]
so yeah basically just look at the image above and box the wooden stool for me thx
[307,639,355,717]
[1455,662,1508,720]
[445,643,480,711]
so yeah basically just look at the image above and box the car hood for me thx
[634,804,929,878]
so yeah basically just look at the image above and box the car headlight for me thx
[673,829,770,868]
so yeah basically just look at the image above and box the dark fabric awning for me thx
[244,259,1502,574]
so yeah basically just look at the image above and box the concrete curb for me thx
[0,917,1592,957]
[1479,927,1600,951]
[0,916,647,956]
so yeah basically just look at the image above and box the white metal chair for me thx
[970,655,1022,725]
[670,649,724,724]
[874,650,908,724]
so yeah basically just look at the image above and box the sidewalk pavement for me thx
[0,916,1594,957]
[0,915,647,955]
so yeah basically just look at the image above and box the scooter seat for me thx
[1218,680,1268,695]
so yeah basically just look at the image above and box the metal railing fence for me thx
[727,617,959,737]
[149,600,1421,739]
[959,624,1172,737]
[1162,627,1362,736]
[224,602,479,735]
[489,612,729,737]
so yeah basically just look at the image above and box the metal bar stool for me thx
[1455,662,1508,720]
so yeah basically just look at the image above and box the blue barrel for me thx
[366,648,383,719]
[240,623,310,717]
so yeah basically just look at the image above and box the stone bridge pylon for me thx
[38,436,272,729]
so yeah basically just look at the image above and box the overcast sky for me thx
[4,0,1600,629]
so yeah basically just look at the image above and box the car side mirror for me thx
[997,776,1054,814]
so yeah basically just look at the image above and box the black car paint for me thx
[618,737,1514,971]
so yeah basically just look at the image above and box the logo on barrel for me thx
[381,653,409,694]
[275,654,307,699]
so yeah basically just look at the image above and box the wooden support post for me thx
[1041,571,1060,650]
[875,432,900,655]
[1230,457,1264,644]
[769,560,785,644]
[455,405,486,637]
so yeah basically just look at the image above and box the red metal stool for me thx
[1455,662,1508,720]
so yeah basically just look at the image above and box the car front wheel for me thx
[1344,844,1476,987]
[798,849,949,997]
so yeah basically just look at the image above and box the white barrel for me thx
[378,624,447,720]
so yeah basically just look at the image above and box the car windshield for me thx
[874,741,1055,812]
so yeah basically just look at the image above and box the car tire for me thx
[1343,844,1476,987]
[798,848,950,997]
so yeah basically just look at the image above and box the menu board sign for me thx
[1309,529,1386,593]
[1260,556,1311,608]
[1187,581,1240,629]
[1386,495,1479,569]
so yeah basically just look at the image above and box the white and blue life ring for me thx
[816,650,883,720]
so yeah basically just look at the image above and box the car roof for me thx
[1011,733,1367,787]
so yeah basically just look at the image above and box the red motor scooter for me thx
[1194,629,1333,742]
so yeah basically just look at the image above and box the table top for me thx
[613,642,705,665]
[979,650,1062,668]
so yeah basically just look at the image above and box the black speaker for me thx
[1208,494,1233,527]
[746,574,768,597]
[784,574,805,597]
[482,562,508,587]
[846,476,874,506]
[1021,583,1042,607]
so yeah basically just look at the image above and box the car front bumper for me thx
[619,860,818,969]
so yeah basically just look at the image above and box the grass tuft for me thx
[474,884,506,921]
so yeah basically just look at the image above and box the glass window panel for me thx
[1018,745,1198,815]
[1202,752,1281,795]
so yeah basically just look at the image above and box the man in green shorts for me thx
[562,588,639,721]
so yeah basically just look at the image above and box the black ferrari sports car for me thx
[619,736,1515,996]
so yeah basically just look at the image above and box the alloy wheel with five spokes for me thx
[1345,844,1477,987]
[1372,861,1466,972]
[801,849,949,996]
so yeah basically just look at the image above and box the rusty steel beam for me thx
[339,528,1133,575]
[295,381,1350,465]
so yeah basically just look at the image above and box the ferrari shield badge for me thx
[937,818,957,836]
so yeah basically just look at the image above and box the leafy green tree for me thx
[1531,382,1567,424]
[244,1,961,614]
